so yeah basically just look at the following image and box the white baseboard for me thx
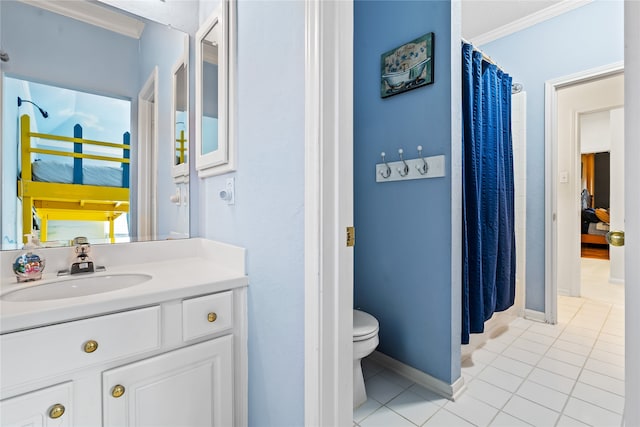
[524,308,546,323]
[369,351,467,401]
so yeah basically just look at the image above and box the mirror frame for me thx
[195,0,236,178]
[171,35,190,180]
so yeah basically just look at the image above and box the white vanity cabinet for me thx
[0,287,247,427]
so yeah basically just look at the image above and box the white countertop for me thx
[0,239,248,334]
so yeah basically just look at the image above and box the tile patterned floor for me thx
[354,259,624,426]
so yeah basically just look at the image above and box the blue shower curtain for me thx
[461,43,516,345]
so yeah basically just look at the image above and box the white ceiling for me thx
[461,0,563,41]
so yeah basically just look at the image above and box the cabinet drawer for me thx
[1,306,160,392]
[182,291,233,341]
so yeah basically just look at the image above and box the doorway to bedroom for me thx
[550,68,624,327]
[1,76,131,248]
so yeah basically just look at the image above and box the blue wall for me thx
[354,0,457,384]
[480,0,624,312]
[200,0,305,424]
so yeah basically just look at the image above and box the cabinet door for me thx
[103,336,233,427]
[1,382,73,427]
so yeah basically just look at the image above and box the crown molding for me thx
[470,0,594,47]
[19,0,145,39]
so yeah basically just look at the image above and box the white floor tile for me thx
[422,409,475,427]
[482,339,509,354]
[461,358,487,378]
[444,394,499,427]
[527,368,576,394]
[490,355,534,378]
[354,398,383,423]
[377,369,415,389]
[563,397,623,427]
[571,382,625,414]
[520,330,556,346]
[589,348,625,367]
[552,339,592,357]
[502,395,560,427]
[365,374,406,404]
[555,415,590,427]
[469,348,500,365]
[583,358,625,381]
[593,339,624,356]
[387,389,440,426]
[578,369,625,396]
[597,332,625,346]
[563,325,599,339]
[477,366,524,392]
[407,384,449,407]
[465,379,512,409]
[509,318,535,330]
[362,357,385,379]
[516,380,568,412]
[544,347,587,367]
[528,322,564,338]
[510,337,549,355]
[489,412,532,426]
[502,346,542,366]
[536,357,582,380]
[558,331,596,348]
[359,406,415,427]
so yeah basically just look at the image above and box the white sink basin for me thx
[2,274,152,302]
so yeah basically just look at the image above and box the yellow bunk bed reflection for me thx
[17,115,130,244]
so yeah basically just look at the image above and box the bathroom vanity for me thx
[0,239,248,426]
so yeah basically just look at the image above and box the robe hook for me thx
[416,145,429,175]
[379,152,391,178]
[397,148,409,177]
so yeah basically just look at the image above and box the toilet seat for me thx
[353,309,379,342]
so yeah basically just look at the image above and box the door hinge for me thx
[346,226,355,247]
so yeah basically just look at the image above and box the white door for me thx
[0,382,73,427]
[103,337,233,427]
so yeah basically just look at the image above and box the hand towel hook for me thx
[416,145,429,175]
[379,152,391,178]
[397,148,409,177]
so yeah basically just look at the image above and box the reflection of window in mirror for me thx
[195,0,236,177]
[171,35,189,180]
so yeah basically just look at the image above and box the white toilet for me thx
[353,309,379,409]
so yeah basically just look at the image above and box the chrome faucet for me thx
[70,237,94,274]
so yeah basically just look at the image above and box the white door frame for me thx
[544,62,623,324]
[624,2,640,423]
[137,67,158,241]
[304,0,354,425]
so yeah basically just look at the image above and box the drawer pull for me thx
[207,312,218,323]
[83,339,99,353]
[49,403,65,419]
[112,384,126,398]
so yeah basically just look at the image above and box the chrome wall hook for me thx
[379,152,391,178]
[397,148,409,177]
[416,145,429,175]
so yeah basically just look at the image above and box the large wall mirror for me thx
[195,1,236,177]
[0,0,193,250]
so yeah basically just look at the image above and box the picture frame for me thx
[380,32,434,98]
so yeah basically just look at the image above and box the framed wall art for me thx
[380,32,434,98]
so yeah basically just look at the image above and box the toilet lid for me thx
[353,309,379,341]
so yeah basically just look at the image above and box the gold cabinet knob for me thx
[606,230,625,247]
[112,384,126,398]
[207,312,217,323]
[83,339,99,353]
[49,403,65,419]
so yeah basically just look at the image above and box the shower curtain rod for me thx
[461,38,523,93]
[461,38,500,68]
